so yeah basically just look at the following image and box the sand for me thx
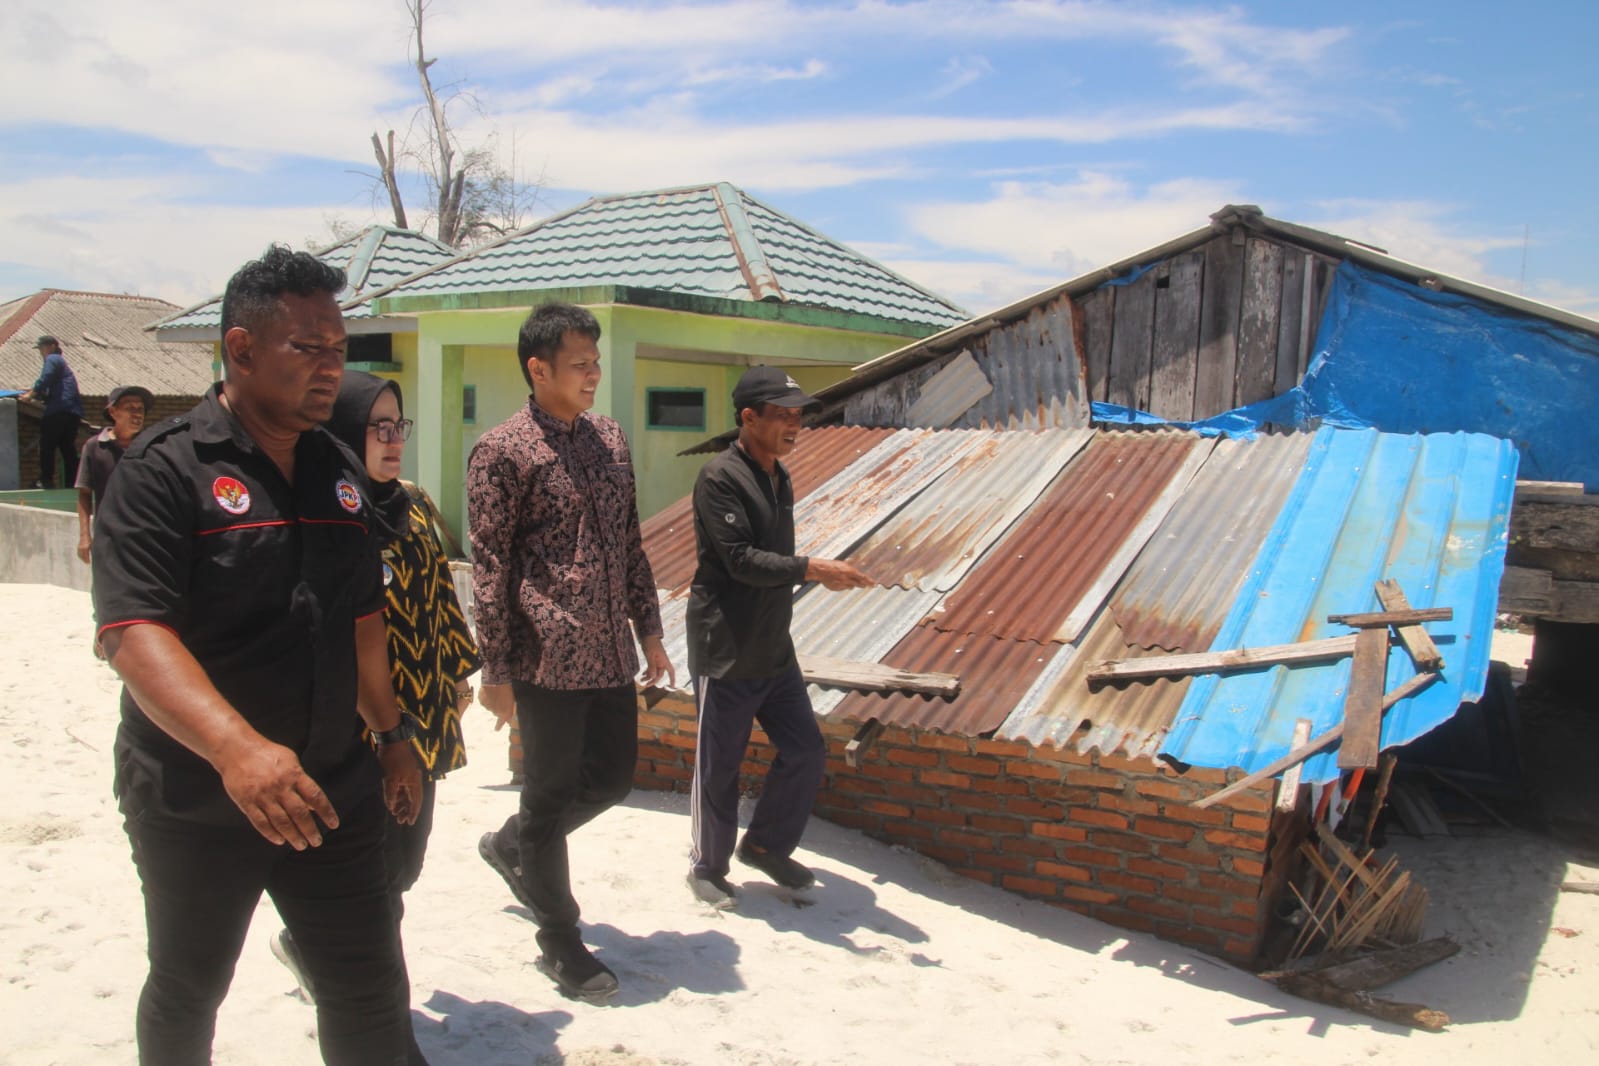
[3,583,1596,1064]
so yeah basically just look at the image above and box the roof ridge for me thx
[712,182,784,302]
[0,291,53,348]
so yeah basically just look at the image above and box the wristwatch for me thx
[372,716,418,747]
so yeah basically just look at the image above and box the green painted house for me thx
[355,181,968,535]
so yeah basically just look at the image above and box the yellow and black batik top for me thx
[380,495,481,778]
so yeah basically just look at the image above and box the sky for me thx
[3,0,1596,322]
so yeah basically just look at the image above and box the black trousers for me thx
[125,788,411,1066]
[494,682,637,930]
[38,411,80,488]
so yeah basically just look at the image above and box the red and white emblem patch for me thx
[212,476,251,516]
[335,479,363,514]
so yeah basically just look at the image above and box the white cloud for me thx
[927,56,992,100]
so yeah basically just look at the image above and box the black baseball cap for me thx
[732,365,817,412]
[106,385,154,413]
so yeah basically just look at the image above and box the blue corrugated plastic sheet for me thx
[1159,426,1518,784]
[1092,401,1260,439]
[1224,261,1599,490]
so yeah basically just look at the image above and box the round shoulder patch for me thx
[725,512,737,524]
[335,479,363,515]
[212,476,251,516]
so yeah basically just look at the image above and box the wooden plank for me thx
[1193,672,1438,808]
[1549,578,1599,624]
[1108,270,1157,411]
[797,654,960,697]
[1560,882,1599,895]
[1498,564,1555,614]
[1274,249,1306,394]
[1507,549,1599,584]
[1277,718,1313,812]
[1328,606,1452,628]
[1078,288,1114,404]
[1339,626,1389,769]
[1194,233,1244,417]
[1387,779,1449,837]
[844,719,885,769]
[1148,250,1205,421]
[1233,237,1284,407]
[1372,580,1445,671]
[1087,634,1359,686]
[1362,751,1399,850]
[1271,973,1450,1031]
[1515,480,1587,499]
[1509,497,1599,553]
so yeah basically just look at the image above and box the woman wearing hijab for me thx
[273,372,480,1035]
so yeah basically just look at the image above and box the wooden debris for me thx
[1289,832,1427,961]
[1424,767,1513,829]
[1308,937,1460,991]
[844,719,885,769]
[1087,634,1360,687]
[1373,580,1446,672]
[798,654,960,697]
[1361,752,1399,850]
[1560,882,1599,895]
[1326,607,1453,628]
[1272,973,1450,1032]
[1277,718,1313,813]
[1339,626,1390,770]
[1193,672,1438,808]
[1387,780,1450,837]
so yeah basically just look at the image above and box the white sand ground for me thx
[2,583,1596,1065]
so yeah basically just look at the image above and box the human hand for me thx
[804,557,877,591]
[378,742,423,825]
[216,736,338,849]
[478,682,516,732]
[76,536,91,564]
[639,634,676,689]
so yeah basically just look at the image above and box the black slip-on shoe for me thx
[478,831,540,916]
[735,839,815,890]
[535,928,619,1003]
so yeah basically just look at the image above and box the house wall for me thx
[636,690,1280,965]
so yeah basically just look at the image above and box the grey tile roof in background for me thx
[2,289,214,397]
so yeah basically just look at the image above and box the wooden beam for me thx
[844,719,885,769]
[1371,580,1445,671]
[1087,634,1359,687]
[1339,626,1390,770]
[1271,973,1450,1031]
[1277,718,1313,812]
[1326,607,1452,629]
[1193,672,1438,808]
[1284,937,1461,992]
[797,654,960,697]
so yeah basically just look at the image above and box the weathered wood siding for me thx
[1078,232,1338,421]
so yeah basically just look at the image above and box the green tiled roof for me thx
[151,226,457,333]
[363,183,968,331]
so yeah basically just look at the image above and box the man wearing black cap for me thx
[685,365,875,909]
[74,384,154,563]
[23,334,84,488]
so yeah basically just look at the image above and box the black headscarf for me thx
[329,370,411,545]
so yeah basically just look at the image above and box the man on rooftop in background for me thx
[23,334,84,488]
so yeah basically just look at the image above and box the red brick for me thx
[1030,743,1094,766]
[1161,804,1229,827]
[1156,923,1224,954]
[1216,789,1273,814]
[1088,831,1154,855]
[882,783,947,807]
[1004,760,1066,781]
[985,778,1031,796]
[632,773,677,791]
[974,738,1033,758]
[661,732,697,749]
[917,733,973,753]
[878,819,935,842]
[1229,898,1261,920]
[1059,884,1118,905]
[1230,857,1266,878]
[1005,798,1064,819]
[1155,844,1221,869]
[1125,895,1188,922]
[1099,794,1161,816]
[969,814,1029,835]
[637,742,677,761]
[858,761,916,783]
[1002,875,1059,897]
[922,770,974,789]
[1096,907,1157,934]
[1222,938,1259,961]
[1065,769,1126,790]
[918,845,971,866]
[1060,845,1121,868]
[1031,821,1089,842]
[955,867,996,885]
[1094,753,1161,775]
[947,755,1003,776]
[937,829,996,851]
[829,776,887,797]
[1099,870,1159,895]
[1034,860,1094,883]
[1196,872,1259,898]
[860,800,912,819]
[1192,911,1260,938]
[825,810,880,832]
[1177,764,1230,787]
[1204,829,1268,853]
[916,807,968,827]
[1001,837,1060,858]
[1028,783,1096,804]
[1133,818,1197,843]
[1230,813,1272,835]
[1068,806,1129,830]
[1126,857,1189,881]
[1134,779,1192,802]
[886,747,939,768]
[637,711,680,731]
[1163,885,1224,909]
[973,851,1033,874]
[949,791,1008,812]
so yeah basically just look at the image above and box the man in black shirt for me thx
[74,384,152,563]
[685,366,874,908]
[92,246,424,1065]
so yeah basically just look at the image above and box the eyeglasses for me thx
[367,418,414,442]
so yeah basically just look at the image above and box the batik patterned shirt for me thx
[467,399,663,691]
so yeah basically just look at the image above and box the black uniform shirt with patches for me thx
[92,383,386,826]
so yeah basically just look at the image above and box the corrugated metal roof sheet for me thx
[1159,428,1518,783]
[928,432,1211,643]
[1108,432,1315,652]
[791,585,946,716]
[848,429,1091,590]
[152,226,456,332]
[362,183,968,330]
[641,426,899,593]
[1,290,214,396]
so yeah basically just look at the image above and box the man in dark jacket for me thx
[24,334,83,487]
[685,366,874,909]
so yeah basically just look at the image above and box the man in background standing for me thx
[75,384,153,563]
[24,334,84,488]
[685,366,875,910]
[469,301,673,1003]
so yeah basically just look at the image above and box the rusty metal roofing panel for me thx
[794,429,993,562]
[790,584,946,715]
[849,429,1091,590]
[641,425,899,593]
[928,432,1210,644]
[825,627,1057,735]
[905,349,993,427]
[1108,432,1315,652]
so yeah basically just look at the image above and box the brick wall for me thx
[638,690,1286,966]
[18,394,202,488]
